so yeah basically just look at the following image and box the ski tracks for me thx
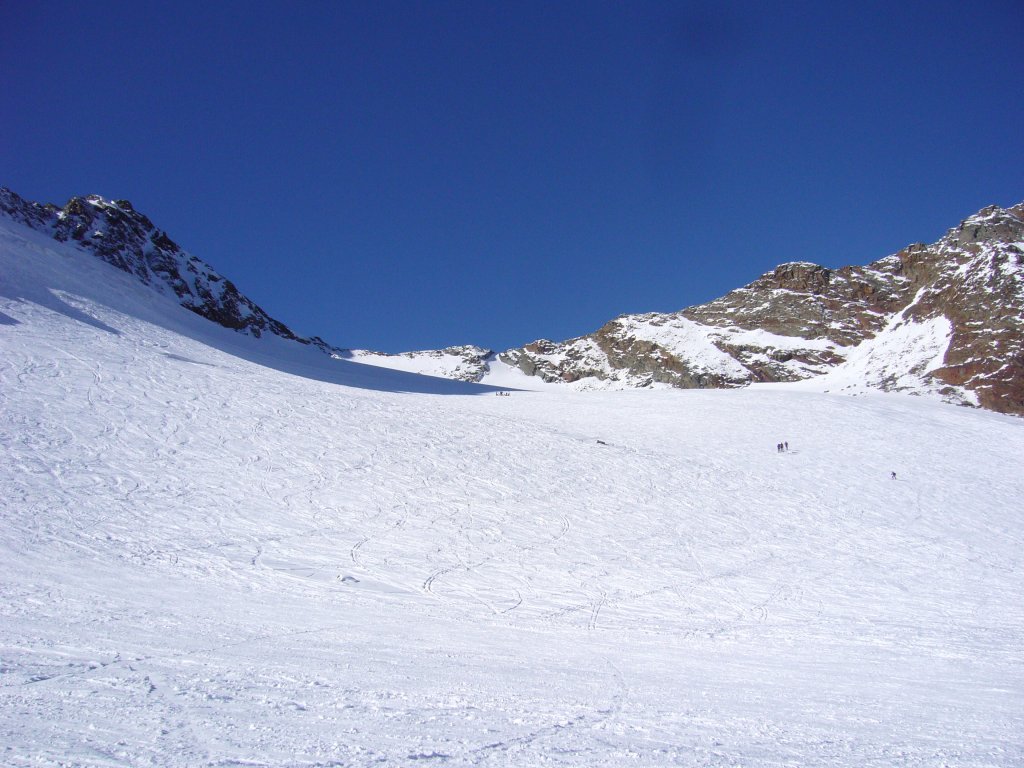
[468,660,628,761]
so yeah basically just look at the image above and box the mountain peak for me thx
[943,203,1024,249]
[4,187,1021,414]
[0,189,344,356]
[484,201,1024,414]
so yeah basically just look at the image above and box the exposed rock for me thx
[496,202,1024,415]
[0,187,343,356]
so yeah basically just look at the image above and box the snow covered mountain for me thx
[490,203,1024,414]
[0,187,342,356]
[346,344,495,382]
[2,201,1024,765]
[4,187,1021,414]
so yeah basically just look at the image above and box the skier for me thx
[784,441,789,451]
[891,471,897,480]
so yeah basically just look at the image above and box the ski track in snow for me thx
[2,219,1024,766]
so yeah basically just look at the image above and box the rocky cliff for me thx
[495,203,1024,414]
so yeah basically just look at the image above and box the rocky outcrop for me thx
[907,204,1024,413]
[497,203,1024,414]
[0,187,342,355]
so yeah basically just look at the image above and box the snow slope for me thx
[2,216,1024,766]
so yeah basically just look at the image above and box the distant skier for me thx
[784,441,789,451]
[891,471,897,480]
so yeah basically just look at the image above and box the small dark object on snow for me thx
[891,471,897,480]
[597,440,607,445]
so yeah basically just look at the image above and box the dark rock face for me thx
[498,203,1024,415]
[0,187,341,356]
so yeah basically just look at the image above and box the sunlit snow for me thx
[2,217,1023,766]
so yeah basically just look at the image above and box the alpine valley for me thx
[4,187,1022,414]
[354,202,1024,416]
[2,187,1023,767]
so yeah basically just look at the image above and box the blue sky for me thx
[3,1,1022,353]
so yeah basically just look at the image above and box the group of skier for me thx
[775,440,899,480]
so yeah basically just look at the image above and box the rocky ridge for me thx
[3,187,1021,414]
[0,187,341,355]
[492,203,1024,414]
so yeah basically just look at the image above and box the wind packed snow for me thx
[2,218,1024,766]
[711,326,843,353]
[825,315,953,392]
[347,348,489,382]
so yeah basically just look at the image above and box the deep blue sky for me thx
[3,1,1022,352]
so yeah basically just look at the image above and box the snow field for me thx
[2,218,1024,766]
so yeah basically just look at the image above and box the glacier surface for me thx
[2,218,1023,766]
